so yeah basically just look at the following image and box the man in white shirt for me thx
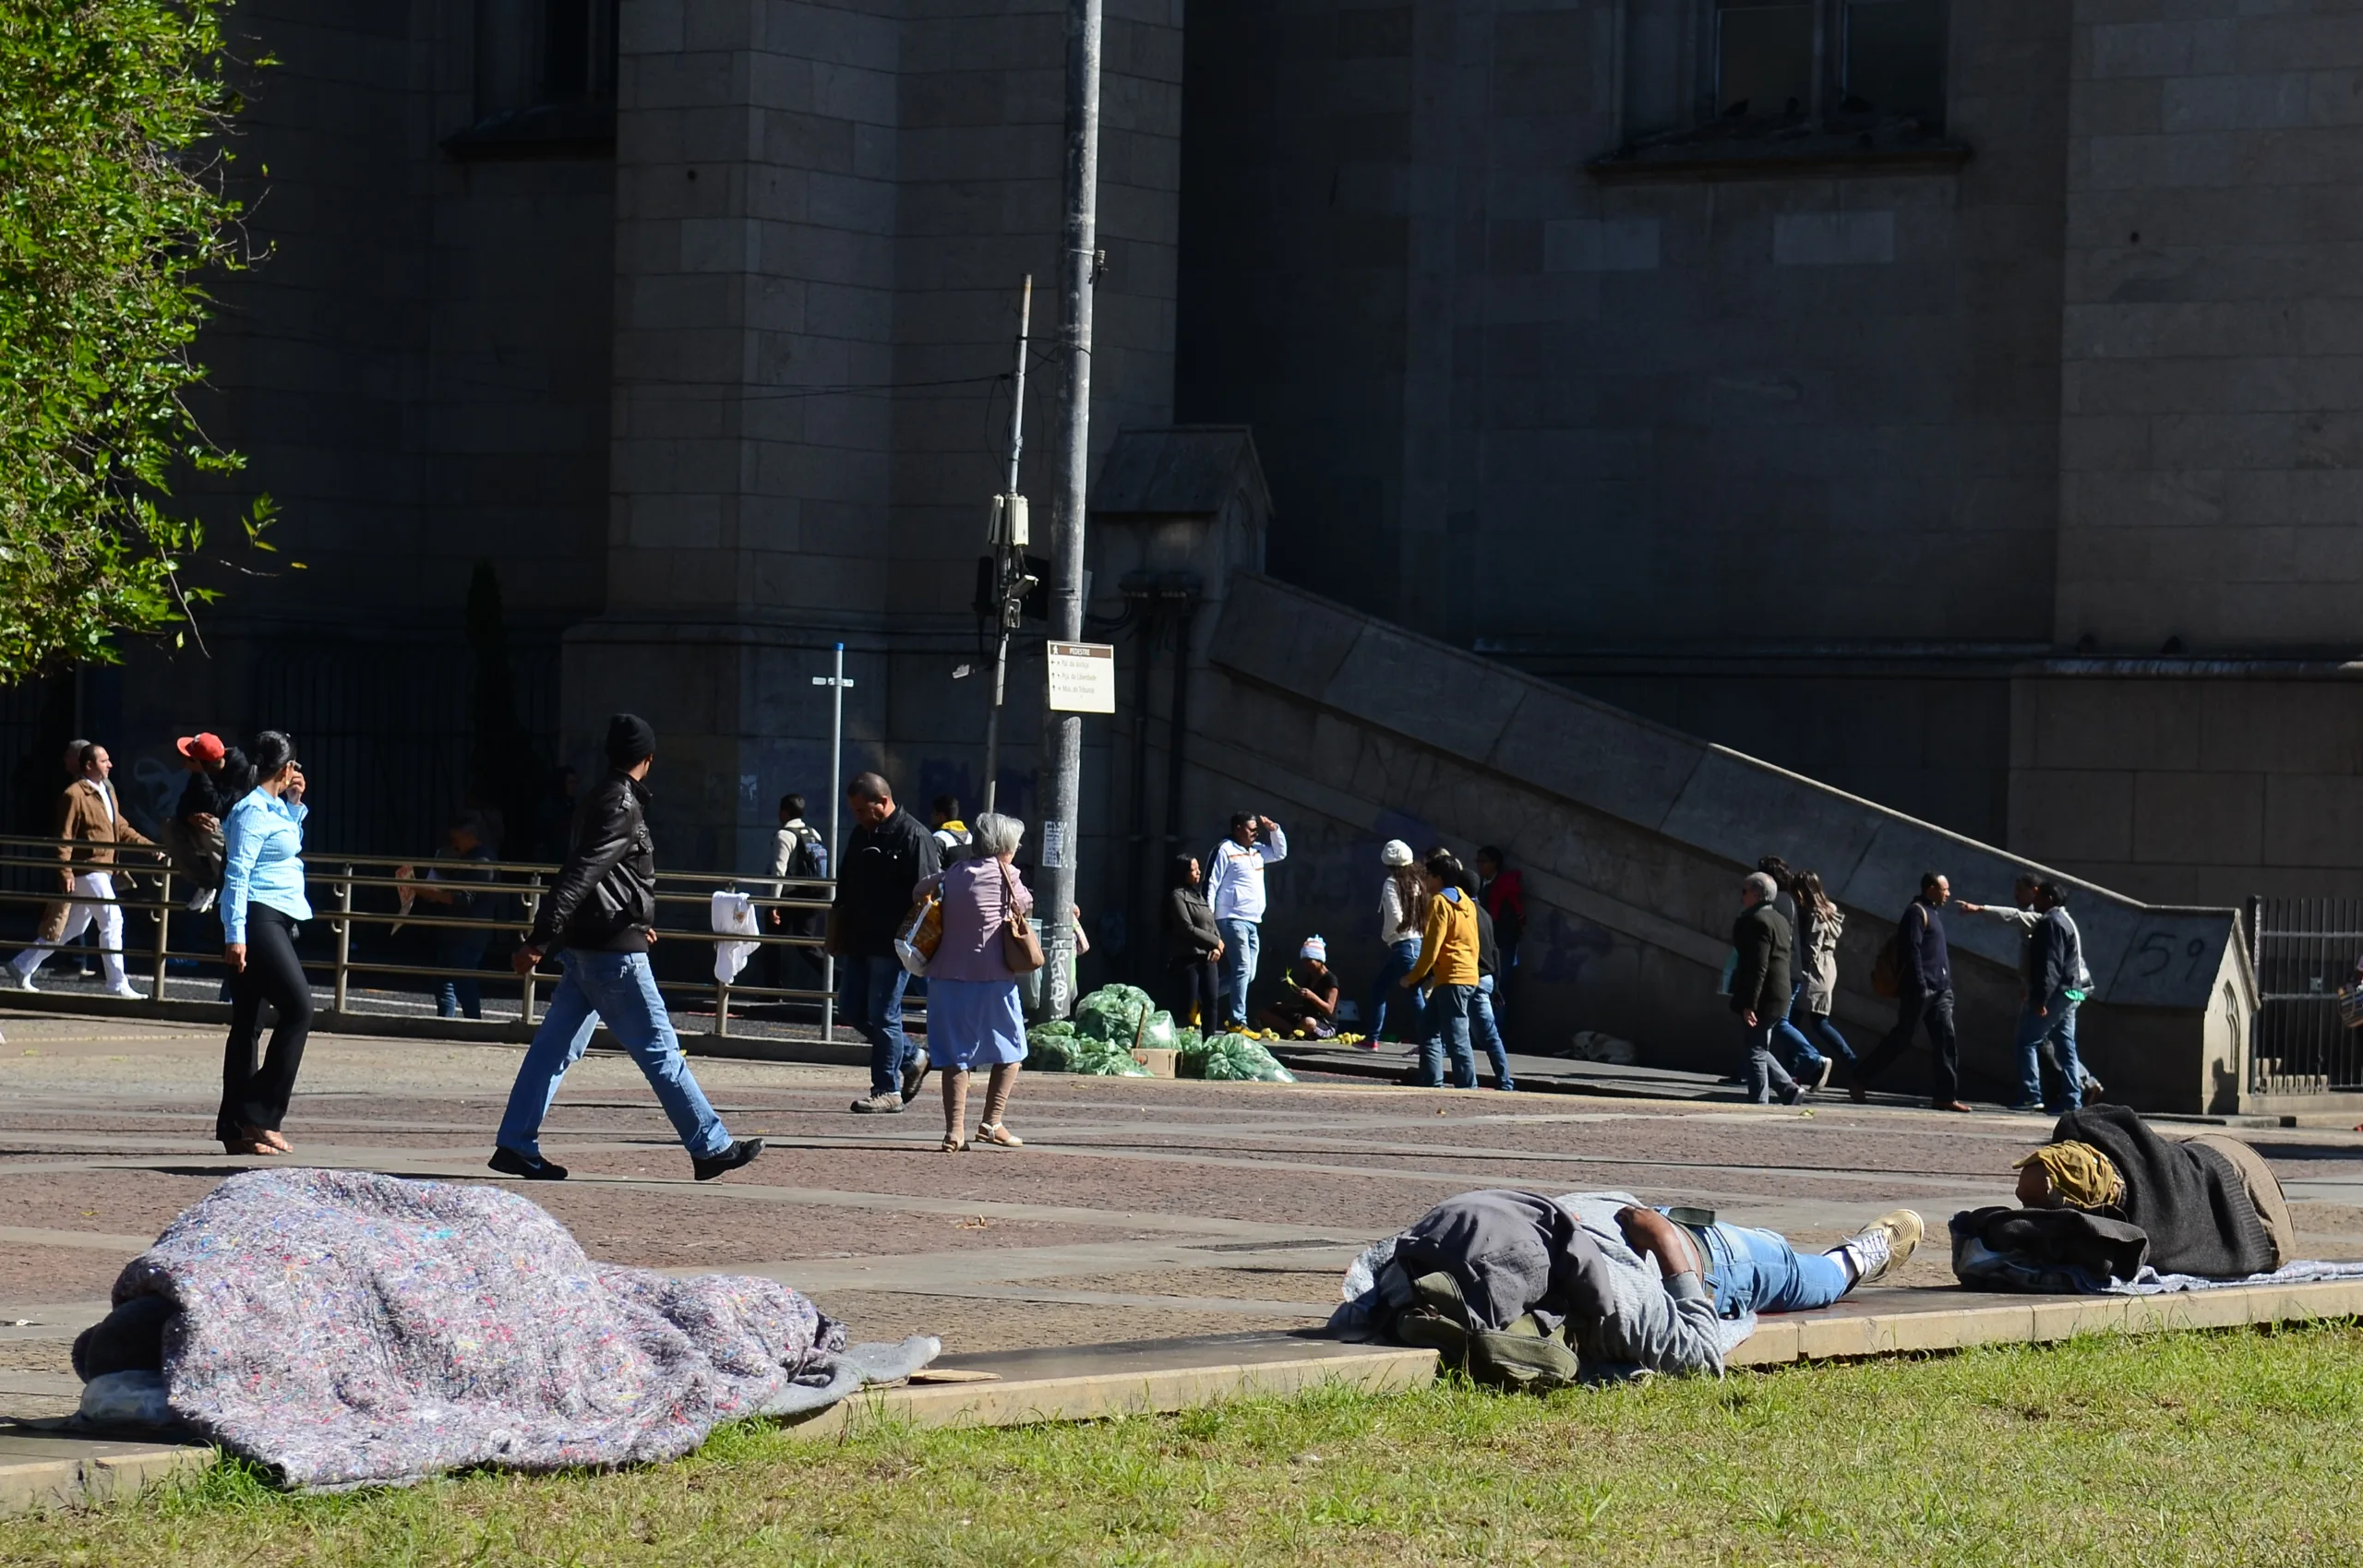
[1205,811,1287,1027]
[767,792,829,990]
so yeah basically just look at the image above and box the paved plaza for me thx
[5,1008,2363,1423]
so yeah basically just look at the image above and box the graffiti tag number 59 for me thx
[2134,931,2211,982]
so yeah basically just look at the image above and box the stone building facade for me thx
[10,0,2361,945]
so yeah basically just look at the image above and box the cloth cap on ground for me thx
[2014,1142,2126,1211]
[605,712,657,766]
[1301,935,1327,962]
[176,733,226,763]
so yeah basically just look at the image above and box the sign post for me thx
[811,644,854,1040]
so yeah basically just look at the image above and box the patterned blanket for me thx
[100,1167,936,1489]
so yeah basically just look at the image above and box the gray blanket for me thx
[100,1167,936,1489]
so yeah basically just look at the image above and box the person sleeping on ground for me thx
[1334,1189,1924,1385]
[1951,1104,2297,1291]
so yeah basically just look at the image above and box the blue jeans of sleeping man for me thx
[1217,917,1260,1027]
[838,952,915,1097]
[2015,989,2084,1111]
[1676,1215,1853,1316]
[1417,983,1479,1089]
[1470,974,1515,1091]
[497,950,730,1159]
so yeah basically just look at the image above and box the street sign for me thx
[1046,640,1116,713]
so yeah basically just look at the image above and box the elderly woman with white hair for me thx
[914,810,1036,1151]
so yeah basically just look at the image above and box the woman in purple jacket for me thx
[915,811,1035,1152]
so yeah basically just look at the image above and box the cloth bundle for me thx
[80,1167,936,1489]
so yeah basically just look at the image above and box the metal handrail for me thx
[0,832,879,1041]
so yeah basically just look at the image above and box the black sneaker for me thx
[1781,1082,1812,1106]
[487,1146,568,1181]
[692,1137,765,1182]
[900,1047,932,1104]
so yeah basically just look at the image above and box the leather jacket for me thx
[529,770,657,952]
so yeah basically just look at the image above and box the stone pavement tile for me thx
[0,1168,229,1238]
[0,1248,136,1309]
[801,1291,1329,1354]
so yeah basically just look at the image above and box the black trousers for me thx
[1168,958,1221,1030]
[1854,987,1959,1104]
[218,904,315,1141]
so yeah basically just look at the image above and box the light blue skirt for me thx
[925,978,1027,1071]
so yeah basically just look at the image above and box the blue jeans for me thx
[1694,1220,1853,1317]
[1418,984,1479,1088]
[434,935,488,1020]
[1370,938,1423,1040]
[1217,917,1260,1026]
[497,950,730,1160]
[1471,975,1515,1090]
[1785,984,1856,1071]
[2015,991,2084,1110]
[839,953,915,1096]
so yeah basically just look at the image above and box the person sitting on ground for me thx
[1953,1105,2297,1290]
[1341,1188,1924,1379]
[1257,936,1341,1039]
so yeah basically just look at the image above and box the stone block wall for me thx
[2057,0,2363,652]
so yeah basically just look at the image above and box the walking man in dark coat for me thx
[833,772,942,1114]
[1852,870,1971,1112]
[489,714,763,1182]
[1731,871,1805,1105]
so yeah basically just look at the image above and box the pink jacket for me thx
[918,857,1035,982]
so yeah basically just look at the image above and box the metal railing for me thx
[2247,895,2363,1095]
[0,832,882,1041]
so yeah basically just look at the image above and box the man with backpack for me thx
[1852,871,1971,1112]
[1960,875,2102,1112]
[768,793,829,990]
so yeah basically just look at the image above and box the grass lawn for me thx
[5,1323,2358,1566]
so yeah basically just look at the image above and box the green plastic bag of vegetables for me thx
[1200,1033,1297,1084]
[1066,1035,1152,1077]
[1026,1020,1077,1071]
[1074,984,1158,1044]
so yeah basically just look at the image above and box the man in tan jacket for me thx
[6,743,153,998]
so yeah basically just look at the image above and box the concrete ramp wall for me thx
[1188,573,2252,1114]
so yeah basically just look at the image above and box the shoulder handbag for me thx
[1001,863,1046,975]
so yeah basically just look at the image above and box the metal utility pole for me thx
[981,277,1036,816]
[1036,0,1102,1019]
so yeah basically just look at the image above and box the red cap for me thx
[175,733,226,763]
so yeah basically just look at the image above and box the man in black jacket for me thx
[1852,870,1970,1112]
[488,714,762,1182]
[834,771,942,1114]
[1731,872,1805,1105]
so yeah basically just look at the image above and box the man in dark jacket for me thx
[1731,872,1805,1105]
[489,714,762,1183]
[834,771,942,1114]
[1852,871,1969,1112]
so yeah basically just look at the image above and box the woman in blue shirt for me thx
[218,731,315,1155]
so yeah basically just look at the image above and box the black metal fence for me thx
[2247,896,2363,1095]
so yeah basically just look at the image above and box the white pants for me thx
[13,872,127,990]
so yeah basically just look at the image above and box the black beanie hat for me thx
[605,712,656,767]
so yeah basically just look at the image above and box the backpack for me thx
[785,828,827,881]
[1870,910,1910,999]
[1385,1269,1583,1394]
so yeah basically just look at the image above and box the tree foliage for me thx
[0,0,275,680]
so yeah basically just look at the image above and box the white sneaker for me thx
[1836,1209,1925,1287]
[105,983,145,1000]
[3,967,34,993]
[186,888,216,914]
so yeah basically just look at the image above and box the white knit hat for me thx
[1380,839,1414,868]
[1301,935,1328,963]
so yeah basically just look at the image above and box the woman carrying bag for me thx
[911,812,1040,1152]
